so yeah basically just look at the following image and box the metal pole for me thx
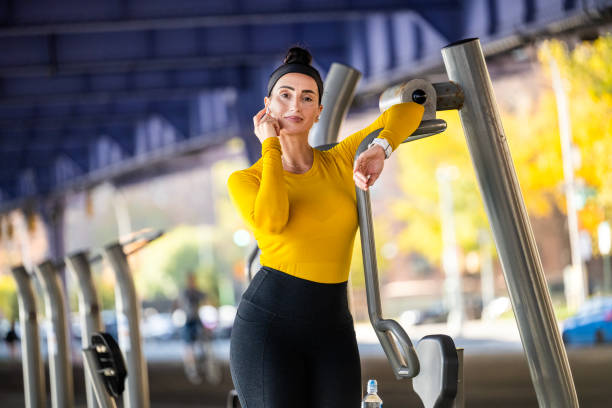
[10,266,46,408]
[82,348,118,408]
[103,243,150,408]
[356,129,420,379]
[453,348,464,408]
[66,251,105,408]
[436,165,465,337]
[549,55,587,308]
[35,260,75,408]
[442,38,579,407]
[598,220,611,293]
[309,62,361,146]
[479,229,495,314]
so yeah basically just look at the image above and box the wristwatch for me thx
[368,137,392,159]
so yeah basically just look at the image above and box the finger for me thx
[254,109,266,124]
[353,174,368,191]
[255,107,266,119]
[367,174,379,187]
[355,171,370,183]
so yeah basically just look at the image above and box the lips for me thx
[285,116,303,122]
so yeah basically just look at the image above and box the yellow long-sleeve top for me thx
[227,102,424,283]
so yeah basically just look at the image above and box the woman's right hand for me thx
[253,106,280,144]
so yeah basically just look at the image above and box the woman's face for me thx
[264,72,323,136]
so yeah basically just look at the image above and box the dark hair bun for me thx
[283,46,312,65]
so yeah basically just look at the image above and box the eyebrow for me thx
[278,85,316,95]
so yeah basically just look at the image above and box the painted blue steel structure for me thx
[0,0,610,211]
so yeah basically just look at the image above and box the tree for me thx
[388,34,612,268]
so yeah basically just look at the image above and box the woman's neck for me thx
[278,133,313,174]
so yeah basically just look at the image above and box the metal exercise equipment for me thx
[102,229,163,408]
[413,336,460,408]
[35,260,75,408]
[353,128,420,378]
[10,266,46,408]
[82,332,128,408]
[309,62,362,146]
[11,229,163,408]
[373,37,579,407]
[66,250,105,408]
[440,38,578,407]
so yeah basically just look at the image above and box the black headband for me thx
[267,63,323,104]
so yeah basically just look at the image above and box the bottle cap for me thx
[367,379,377,394]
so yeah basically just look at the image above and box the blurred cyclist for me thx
[176,272,208,383]
[4,319,19,359]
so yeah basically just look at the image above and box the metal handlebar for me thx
[354,128,421,379]
[121,229,164,256]
[245,244,260,282]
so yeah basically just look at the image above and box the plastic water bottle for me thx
[361,379,383,407]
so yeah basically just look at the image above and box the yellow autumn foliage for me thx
[389,34,612,264]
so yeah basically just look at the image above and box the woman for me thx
[227,45,424,407]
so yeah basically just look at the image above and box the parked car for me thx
[101,310,118,342]
[562,296,612,345]
[399,301,449,326]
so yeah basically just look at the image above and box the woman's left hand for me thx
[353,145,386,191]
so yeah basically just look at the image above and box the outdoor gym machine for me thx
[66,250,106,408]
[35,260,75,408]
[441,38,578,407]
[10,266,46,408]
[102,229,163,408]
[11,229,163,408]
[371,38,578,407]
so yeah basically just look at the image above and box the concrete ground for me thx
[1,319,611,407]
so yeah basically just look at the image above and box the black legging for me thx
[230,266,362,407]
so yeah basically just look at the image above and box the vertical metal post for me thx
[436,165,465,336]
[356,130,420,379]
[549,56,587,308]
[442,38,579,407]
[10,266,46,408]
[35,260,75,408]
[453,348,464,408]
[309,62,361,147]
[104,243,150,408]
[82,349,118,408]
[479,229,495,313]
[600,221,612,292]
[66,251,104,408]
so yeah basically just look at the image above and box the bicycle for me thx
[183,318,222,385]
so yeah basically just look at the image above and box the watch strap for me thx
[368,137,392,159]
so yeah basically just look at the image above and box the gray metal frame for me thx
[82,348,118,408]
[354,128,420,379]
[66,250,105,408]
[103,243,150,408]
[441,37,579,407]
[35,260,75,408]
[10,266,46,408]
[309,62,362,146]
